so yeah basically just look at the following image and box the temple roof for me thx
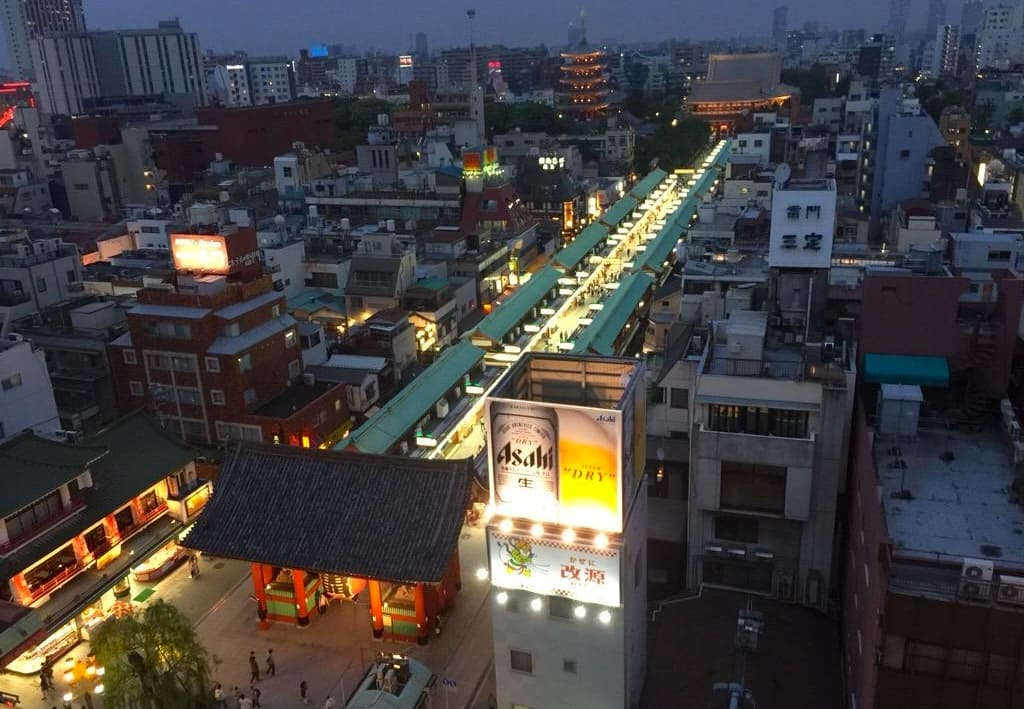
[182,444,472,584]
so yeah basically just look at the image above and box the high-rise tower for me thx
[1,0,86,79]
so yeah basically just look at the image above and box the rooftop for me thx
[181,444,472,584]
[879,425,1024,567]
[251,380,337,419]
[0,435,107,519]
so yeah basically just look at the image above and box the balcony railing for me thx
[0,496,86,556]
[706,356,805,380]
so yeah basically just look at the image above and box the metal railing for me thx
[706,356,805,380]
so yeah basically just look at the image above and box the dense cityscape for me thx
[0,0,1021,707]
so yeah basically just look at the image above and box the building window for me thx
[205,356,220,372]
[510,649,533,674]
[562,659,577,674]
[714,515,759,543]
[243,388,256,406]
[238,354,253,372]
[285,330,297,348]
[215,421,263,442]
[720,461,786,514]
[4,490,63,542]
[898,149,910,159]
[989,249,1012,262]
[649,386,665,404]
[145,353,170,370]
[706,404,808,438]
[288,359,301,379]
[142,321,191,339]
[176,388,201,406]
[36,277,46,293]
[129,381,144,397]
[548,596,574,620]
[670,388,688,409]
[122,350,137,365]
[282,167,293,177]
[1,373,22,391]
[272,304,281,317]
[906,641,945,676]
[210,390,226,406]
[171,356,194,373]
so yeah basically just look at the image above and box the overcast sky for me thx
[78,0,925,56]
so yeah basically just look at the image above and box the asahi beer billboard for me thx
[488,531,621,607]
[487,398,624,533]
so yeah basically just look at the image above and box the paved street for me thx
[11,523,496,709]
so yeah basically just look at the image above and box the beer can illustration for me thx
[490,401,559,510]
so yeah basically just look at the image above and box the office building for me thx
[960,0,984,36]
[686,177,855,610]
[31,19,205,116]
[415,32,428,58]
[0,230,83,320]
[773,6,789,46]
[976,3,1024,70]
[888,0,911,39]
[931,24,961,77]
[926,0,948,36]
[485,354,648,709]
[1,0,85,79]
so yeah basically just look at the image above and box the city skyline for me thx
[76,0,910,56]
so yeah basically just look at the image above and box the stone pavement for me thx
[8,523,497,709]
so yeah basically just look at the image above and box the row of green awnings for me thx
[554,223,610,271]
[863,353,950,387]
[600,196,639,229]
[635,220,686,273]
[629,168,668,200]
[473,265,563,344]
[338,340,485,454]
[572,272,654,355]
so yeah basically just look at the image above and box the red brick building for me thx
[195,99,335,167]
[109,226,351,447]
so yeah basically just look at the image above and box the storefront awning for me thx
[864,354,949,387]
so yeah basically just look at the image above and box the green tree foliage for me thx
[914,80,968,123]
[91,600,212,708]
[484,102,578,138]
[635,118,710,172]
[780,64,846,104]
[333,97,394,152]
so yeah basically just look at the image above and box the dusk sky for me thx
[78,0,922,55]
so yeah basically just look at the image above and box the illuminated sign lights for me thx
[488,531,620,607]
[171,235,229,273]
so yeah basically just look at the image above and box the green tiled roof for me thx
[629,168,668,200]
[475,266,562,343]
[636,220,686,273]
[339,340,485,454]
[0,435,107,518]
[0,412,198,577]
[554,223,610,271]
[600,196,639,228]
[572,272,654,355]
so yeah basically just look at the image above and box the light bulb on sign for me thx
[496,591,508,605]
[598,609,612,625]
[530,523,543,537]
[561,528,576,544]
[530,597,543,612]
[499,518,513,534]
[475,567,489,581]
[595,533,609,549]
[574,605,587,619]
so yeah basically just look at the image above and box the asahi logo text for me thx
[495,440,555,472]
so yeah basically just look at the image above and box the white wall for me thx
[0,338,60,441]
[262,240,306,299]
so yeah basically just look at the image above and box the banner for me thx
[487,398,623,532]
[488,530,620,606]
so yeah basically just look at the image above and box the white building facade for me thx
[2,0,86,80]
[0,335,60,442]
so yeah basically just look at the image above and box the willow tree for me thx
[90,600,212,708]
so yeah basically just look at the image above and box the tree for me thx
[333,97,395,152]
[91,600,212,708]
[484,101,577,138]
[635,117,710,172]
[780,64,836,104]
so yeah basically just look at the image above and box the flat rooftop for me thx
[251,380,337,419]
[879,426,1024,565]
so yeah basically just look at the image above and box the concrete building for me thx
[926,0,948,35]
[773,6,789,46]
[32,19,205,116]
[888,0,911,38]
[0,333,60,441]
[486,355,648,709]
[687,177,855,610]
[976,3,1024,70]
[1,0,86,80]
[0,230,83,321]
[244,57,295,106]
[930,24,961,77]
[61,147,126,221]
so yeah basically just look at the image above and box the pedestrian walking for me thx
[300,679,310,705]
[213,683,226,709]
[250,685,261,709]
[233,686,241,704]
[265,648,276,677]
[248,650,260,683]
[238,693,253,709]
[40,671,50,699]
[318,589,329,615]
[324,695,336,709]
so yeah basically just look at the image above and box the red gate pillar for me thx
[292,569,310,626]
[414,584,429,645]
[368,580,384,638]
[251,563,270,630]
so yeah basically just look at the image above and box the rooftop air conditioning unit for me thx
[398,441,409,455]
[436,399,450,419]
[962,558,995,581]
[303,373,315,386]
[998,575,1024,606]
[959,575,992,602]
